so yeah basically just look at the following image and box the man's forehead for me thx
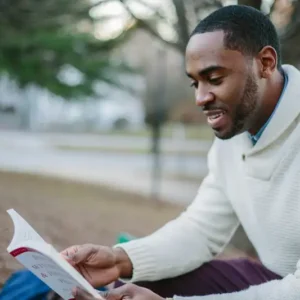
[186,31,226,59]
[185,31,245,73]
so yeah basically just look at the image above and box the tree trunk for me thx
[238,0,262,10]
[280,0,300,67]
[172,0,191,53]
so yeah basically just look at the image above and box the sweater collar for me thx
[248,71,288,145]
[246,65,300,153]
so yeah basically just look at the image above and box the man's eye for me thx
[208,77,223,85]
[190,81,198,88]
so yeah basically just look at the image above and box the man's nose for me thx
[195,88,215,107]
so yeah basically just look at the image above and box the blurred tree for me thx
[95,0,300,228]
[112,0,222,56]
[237,0,300,66]
[276,0,300,66]
[238,0,262,10]
[0,0,136,99]
[103,0,300,67]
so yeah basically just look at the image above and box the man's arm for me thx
[115,140,240,282]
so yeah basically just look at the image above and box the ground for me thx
[0,170,254,290]
[0,171,182,286]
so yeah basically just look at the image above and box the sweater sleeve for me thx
[114,140,240,282]
[174,265,300,300]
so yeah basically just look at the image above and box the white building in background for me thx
[0,72,146,132]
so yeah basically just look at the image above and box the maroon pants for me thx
[118,259,282,297]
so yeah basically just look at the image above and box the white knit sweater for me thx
[116,65,300,300]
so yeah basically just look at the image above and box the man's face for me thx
[185,31,260,139]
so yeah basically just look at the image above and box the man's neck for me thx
[248,70,285,136]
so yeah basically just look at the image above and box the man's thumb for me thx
[101,285,131,300]
[70,247,95,264]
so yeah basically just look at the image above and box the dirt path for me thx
[0,171,182,285]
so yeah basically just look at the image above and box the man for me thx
[63,5,300,300]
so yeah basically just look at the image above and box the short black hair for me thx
[191,5,282,69]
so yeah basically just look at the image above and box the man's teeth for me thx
[209,112,224,120]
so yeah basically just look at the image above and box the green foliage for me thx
[0,0,135,98]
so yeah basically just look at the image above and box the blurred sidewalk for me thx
[0,130,211,205]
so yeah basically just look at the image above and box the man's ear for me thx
[257,46,278,78]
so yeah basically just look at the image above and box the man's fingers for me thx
[102,283,137,300]
[73,284,137,300]
[68,245,95,264]
[61,246,80,258]
[61,246,81,266]
[101,291,124,300]
[72,287,100,300]
[72,287,92,299]
[60,247,80,267]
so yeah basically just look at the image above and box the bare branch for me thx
[136,18,181,51]
[92,14,123,22]
[89,0,114,10]
[194,0,223,12]
[172,0,190,52]
[118,0,181,51]
[130,0,168,21]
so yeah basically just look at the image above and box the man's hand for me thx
[104,284,165,300]
[61,244,133,287]
[73,284,165,300]
[72,288,103,300]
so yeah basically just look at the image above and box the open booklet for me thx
[6,209,102,300]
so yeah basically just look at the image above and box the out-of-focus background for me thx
[0,0,299,286]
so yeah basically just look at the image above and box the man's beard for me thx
[218,72,259,140]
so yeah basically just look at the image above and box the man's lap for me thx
[119,259,282,297]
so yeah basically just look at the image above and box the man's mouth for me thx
[204,110,228,129]
[208,111,225,120]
